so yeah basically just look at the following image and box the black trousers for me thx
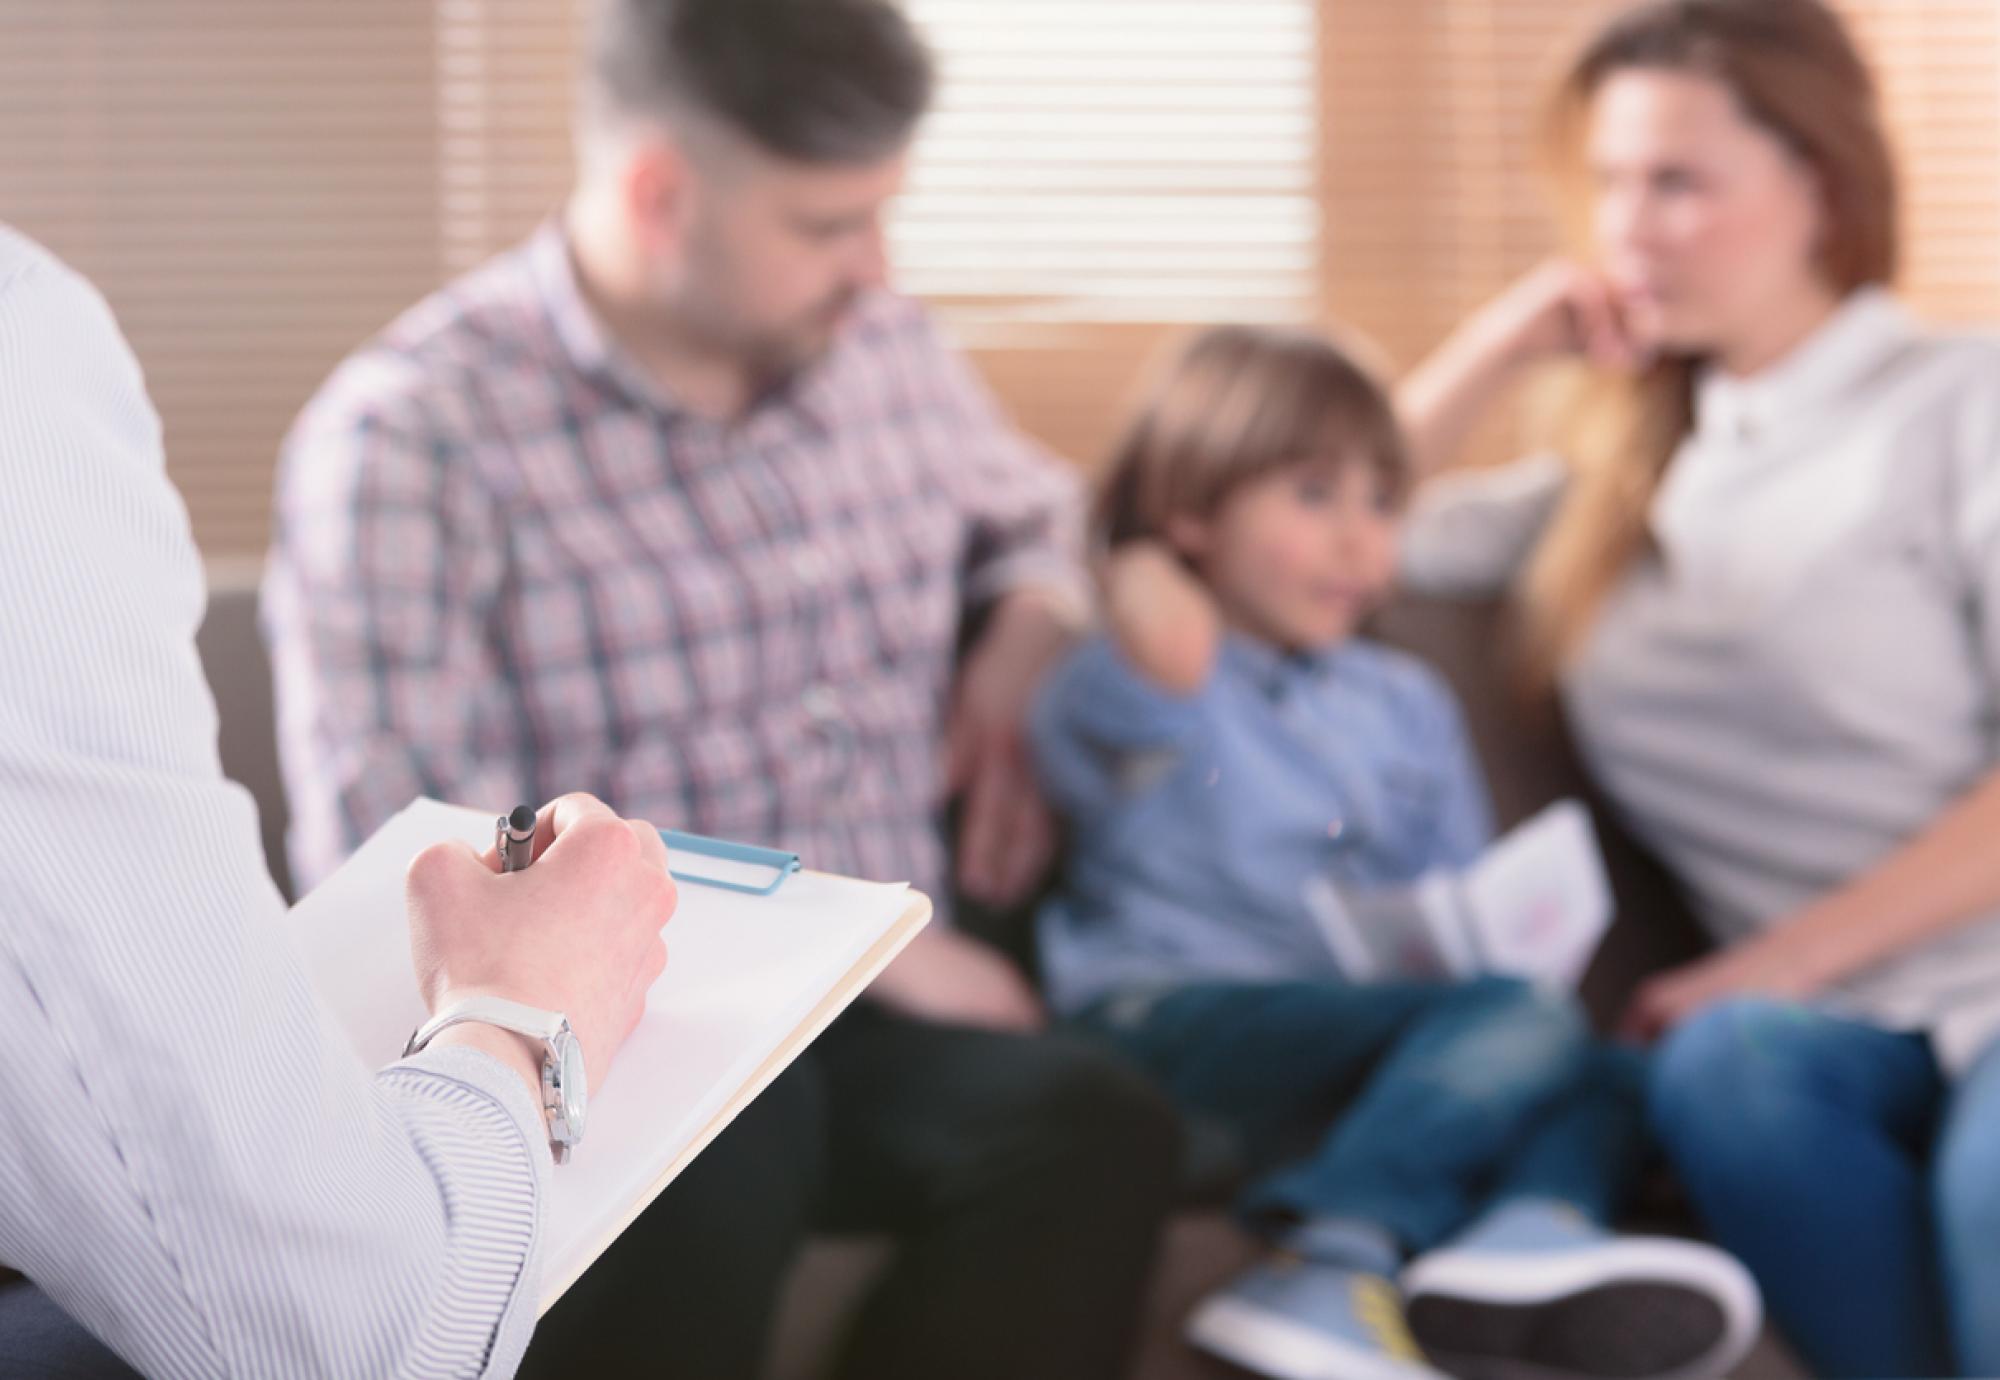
[520,1006,1183,1380]
[0,1011,1180,1380]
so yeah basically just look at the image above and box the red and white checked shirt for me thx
[265,224,1085,902]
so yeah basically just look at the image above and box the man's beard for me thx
[742,287,861,389]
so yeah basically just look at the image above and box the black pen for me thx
[497,804,537,873]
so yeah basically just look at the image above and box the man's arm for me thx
[264,353,527,891]
[905,316,1092,905]
[0,238,549,1378]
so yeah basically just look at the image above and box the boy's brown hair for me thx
[1095,324,1409,550]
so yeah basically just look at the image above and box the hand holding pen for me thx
[497,803,537,872]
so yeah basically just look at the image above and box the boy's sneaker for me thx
[1187,1253,1452,1380]
[1400,1199,1762,1380]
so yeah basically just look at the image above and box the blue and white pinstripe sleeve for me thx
[0,225,550,1376]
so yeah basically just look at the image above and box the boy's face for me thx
[1171,456,1399,653]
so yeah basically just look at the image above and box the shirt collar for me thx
[526,218,841,439]
[526,220,679,416]
[1693,287,1914,447]
[1218,631,1344,698]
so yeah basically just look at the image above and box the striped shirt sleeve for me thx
[0,226,550,1378]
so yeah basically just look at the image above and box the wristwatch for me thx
[405,996,587,1163]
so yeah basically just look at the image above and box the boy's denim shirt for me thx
[1031,631,1494,1016]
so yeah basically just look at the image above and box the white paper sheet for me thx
[289,798,927,1307]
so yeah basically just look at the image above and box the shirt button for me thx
[791,549,826,584]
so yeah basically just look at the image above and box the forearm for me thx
[987,584,1088,660]
[1102,546,1220,695]
[431,1021,548,1106]
[1754,767,2000,989]
[1396,317,1531,481]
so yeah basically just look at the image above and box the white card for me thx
[1303,799,1613,989]
[1458,800,1613,989]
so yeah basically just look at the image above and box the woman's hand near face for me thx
[1479,260,1651,374]
[1398,260,1649,479]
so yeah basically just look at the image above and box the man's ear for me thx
[623,139,694,261]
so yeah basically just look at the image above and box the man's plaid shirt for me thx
[265,225,1084,900]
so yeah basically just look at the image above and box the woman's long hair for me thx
[1519,0,1898,684]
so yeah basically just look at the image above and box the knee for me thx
[705,1053,829,1211]
[1436,978,1591,1094]
[1015,1037,1183,1196]
[1457,975,1589,1039]
[1648,997,1803,1150]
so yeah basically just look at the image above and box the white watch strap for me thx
[405,995,565,1058]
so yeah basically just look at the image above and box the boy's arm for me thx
[1101,542,1222,694]
[1027,546,1220,824]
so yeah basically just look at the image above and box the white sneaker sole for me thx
[1400,1236,1762,1380]
[1186,1293,1448,1380]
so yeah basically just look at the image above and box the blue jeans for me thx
[0,1283,141,1379]
[1077,977,1647,1253]
[1650,997,2000,1379]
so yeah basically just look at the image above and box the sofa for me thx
[193,568,1803,1379]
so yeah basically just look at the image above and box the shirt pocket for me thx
[1355,757,1449,881]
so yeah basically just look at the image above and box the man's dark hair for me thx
[587,0,935,164]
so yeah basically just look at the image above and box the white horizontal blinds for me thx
[0,0,445,557]
[1841,1,2000,324]
[894,0,1323,328]
[435,0,592,274]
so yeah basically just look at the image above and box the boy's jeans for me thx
[1077,976,1647,1253]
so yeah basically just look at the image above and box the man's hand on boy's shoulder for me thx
[949,588,1079,907]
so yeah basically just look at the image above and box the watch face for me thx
[559,1037,588,1142]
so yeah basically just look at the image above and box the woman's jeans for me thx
[1651,996,2000,1379]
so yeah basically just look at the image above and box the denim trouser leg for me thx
[1483,1040,1651,1228]
[1081,977,1592,1253]
[1935,1032,2000,1375]
[1649,997,1950,1380]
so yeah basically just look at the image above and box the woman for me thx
[1397,1,2000,1375]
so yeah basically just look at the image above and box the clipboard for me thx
[660,829,803,896]
[289,798,932,1312]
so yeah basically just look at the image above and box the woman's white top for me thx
[1402,289,2000,1072]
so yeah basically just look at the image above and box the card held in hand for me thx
[1304,801,1613,988]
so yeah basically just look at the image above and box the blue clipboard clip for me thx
[658,828,803,896]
